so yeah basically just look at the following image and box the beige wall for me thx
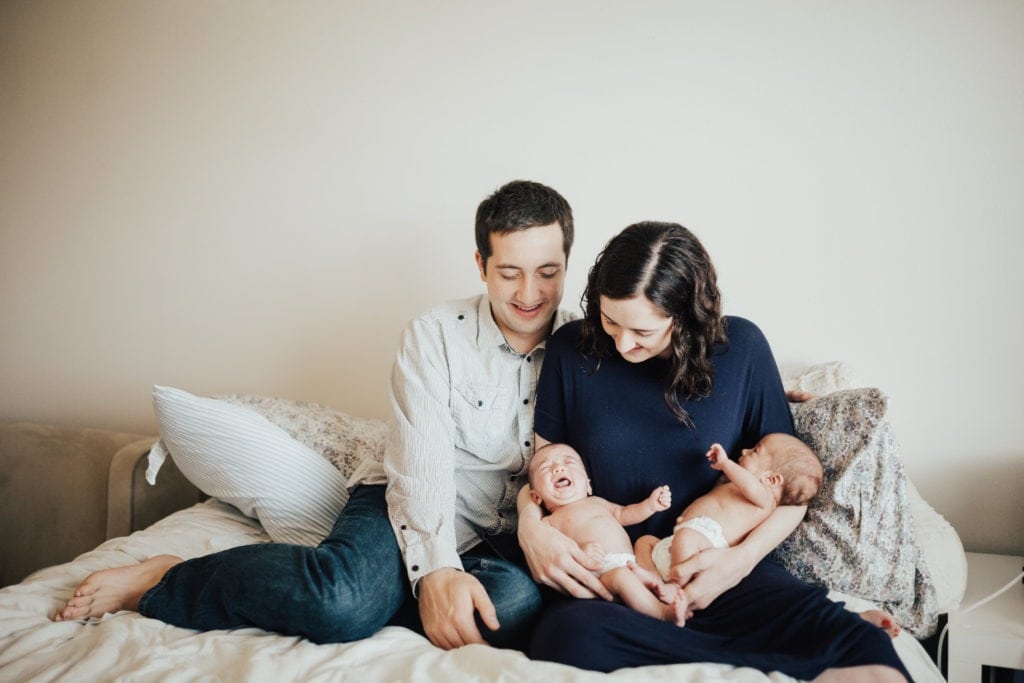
[2,1,1022,554]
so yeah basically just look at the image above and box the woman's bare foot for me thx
[53,555,182,621]
[858,609,901,638]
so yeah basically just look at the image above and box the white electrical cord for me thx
[936,567,1024,674]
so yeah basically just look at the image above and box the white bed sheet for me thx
[0,500,943,682]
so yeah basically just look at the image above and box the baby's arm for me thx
[706,445,775,510]
[611,485,671,527]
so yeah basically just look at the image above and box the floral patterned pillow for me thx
[218,394,388,479]
[772,388,939,636]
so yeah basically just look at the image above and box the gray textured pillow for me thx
[772,388,939,636]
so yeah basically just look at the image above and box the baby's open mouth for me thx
[555,476,572,488]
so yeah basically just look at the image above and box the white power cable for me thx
[936,567,1024,674]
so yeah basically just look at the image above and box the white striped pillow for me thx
[149,385,348,546]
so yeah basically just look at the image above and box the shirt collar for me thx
[476,294,577,355]
[477,294,508,350]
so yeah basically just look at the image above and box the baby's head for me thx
[742,433,823,506]
[528,443,592,513]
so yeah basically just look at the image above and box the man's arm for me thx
[384,317,495,648]
[516,436,613,600]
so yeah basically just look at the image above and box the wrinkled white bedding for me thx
[0,500,943,682]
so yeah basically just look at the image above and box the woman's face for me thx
[599,295,674,362]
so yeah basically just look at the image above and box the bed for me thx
[0,363,966,682]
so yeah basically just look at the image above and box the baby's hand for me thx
[706,443,728,469]
[649,485,671,511]
[581,542,606,565]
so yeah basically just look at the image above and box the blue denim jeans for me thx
[138,485,541,648]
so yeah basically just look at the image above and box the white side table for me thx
[947,552,1024,683]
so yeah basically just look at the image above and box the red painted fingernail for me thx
[882,619,891,626]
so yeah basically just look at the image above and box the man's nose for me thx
[518,274,539,302]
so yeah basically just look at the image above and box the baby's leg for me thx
[627,559,678,604]
[668,527,710,585]
[601,567,687,626]
[633,535,661,574]
[857,609,901,638]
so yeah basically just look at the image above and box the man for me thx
[56,180,595,650]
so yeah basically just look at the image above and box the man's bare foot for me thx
[662,588,689,626]
[53,555,182,621]
[858,609,901,638]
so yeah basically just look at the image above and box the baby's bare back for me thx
[678,483,773,546]
[544,497,635,555]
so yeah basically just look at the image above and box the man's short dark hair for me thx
[475,180,574,268]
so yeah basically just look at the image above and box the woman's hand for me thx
[673,504,806,610]
[669,545,756,610]
[517,513,613,600]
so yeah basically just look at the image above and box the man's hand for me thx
[668,545,755,611]
[518,516,613,600]
[418,568,499,650]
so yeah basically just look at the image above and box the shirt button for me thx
[526,356,532,362]
[524,440,531,447]
[457,314,465,320]
[401,524,407,530]
[522,399,529,405]
[411,565,419,572]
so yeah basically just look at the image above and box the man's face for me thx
[476,223,566,353]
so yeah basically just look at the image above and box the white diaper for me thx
[594,552,636,577]
[675,516,728,549]
[651,516,728,581]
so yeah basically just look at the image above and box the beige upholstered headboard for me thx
[0,421,201,587]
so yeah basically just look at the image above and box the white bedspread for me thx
[0,500,942,682]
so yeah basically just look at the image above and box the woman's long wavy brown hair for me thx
[579,221,727,426]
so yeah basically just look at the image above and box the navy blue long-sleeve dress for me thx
[530,317,909,680]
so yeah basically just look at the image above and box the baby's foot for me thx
[54,555,182,621]
[627,561,674,601]
[664,589,689,627]
[859,609,901,638]
[653,581,677,604]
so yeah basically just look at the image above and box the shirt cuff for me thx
[394,522,463,596]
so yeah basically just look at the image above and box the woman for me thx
[517,222,908,682]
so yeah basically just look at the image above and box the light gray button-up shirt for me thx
[353,294,575,591]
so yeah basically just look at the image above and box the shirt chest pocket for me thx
[452,383,516,463]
